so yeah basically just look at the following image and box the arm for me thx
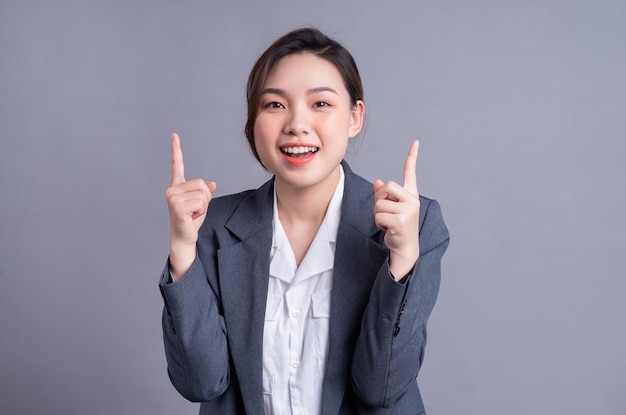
[160,133,229,401]
[351,197,450,407]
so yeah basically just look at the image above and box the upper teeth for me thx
[282,146,318,154]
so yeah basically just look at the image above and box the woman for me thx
[160,27,449,414]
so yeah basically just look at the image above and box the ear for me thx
[348,100,365,138]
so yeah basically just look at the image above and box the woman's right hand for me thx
[165,133,216,281]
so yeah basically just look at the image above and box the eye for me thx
[313,101,331,108]
[264,101,285,109]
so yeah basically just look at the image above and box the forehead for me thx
[264,53,346,91]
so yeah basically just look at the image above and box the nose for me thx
[283,105,310,136]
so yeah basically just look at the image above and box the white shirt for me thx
[262,167,345,415]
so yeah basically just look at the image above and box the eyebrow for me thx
[261,86,339,96]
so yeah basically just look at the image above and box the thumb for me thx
[206,181,217,193]
[373,179,384,193]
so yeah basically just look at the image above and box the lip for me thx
[279,142,319,166]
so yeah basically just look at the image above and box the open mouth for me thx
[279,145,319,166]
[280,146,320,157]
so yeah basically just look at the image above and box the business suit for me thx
[159,162,449,414]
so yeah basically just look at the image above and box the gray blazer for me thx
[159,162,449,414]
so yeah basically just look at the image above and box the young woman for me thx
[160,28,449,415]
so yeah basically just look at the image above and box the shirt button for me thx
[292,360,300,368]
[292,310,300,318]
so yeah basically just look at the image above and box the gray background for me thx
[1,1,625,414]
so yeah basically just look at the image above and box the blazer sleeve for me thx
[159,251,230,402]
[351,198,450,407]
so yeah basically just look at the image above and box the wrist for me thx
[389,252,419,281]
[169,243,196,281]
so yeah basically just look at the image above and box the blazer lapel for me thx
[217,179,274,413]
[322,162,389,414]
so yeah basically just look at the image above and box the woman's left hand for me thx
[373,140,421,280]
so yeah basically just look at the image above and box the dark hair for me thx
[244,27,364,164]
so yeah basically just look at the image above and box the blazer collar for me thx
[224,177,274,240]
[222,161,379,241]
[337,161,381,238]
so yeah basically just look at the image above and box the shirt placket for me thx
[286,282,306,415]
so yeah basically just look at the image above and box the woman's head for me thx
[245,27,364,164]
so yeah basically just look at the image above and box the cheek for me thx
[252,115,276,165]
[253,114,277,142]
[321,113,352,137]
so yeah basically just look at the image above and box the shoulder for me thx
[342,160,443,217]
[343,161,440,208]
[343,161,449,248]
[418,197,450,252]
[206,189,256,220]
[200,178,274,233]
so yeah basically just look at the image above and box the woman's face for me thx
[253,53,364,192]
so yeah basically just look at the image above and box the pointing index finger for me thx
[171,132,185,186]
[403,140,419,194]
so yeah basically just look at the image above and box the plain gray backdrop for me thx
[1,1,625,414]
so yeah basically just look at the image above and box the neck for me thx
[274,166,340,226]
